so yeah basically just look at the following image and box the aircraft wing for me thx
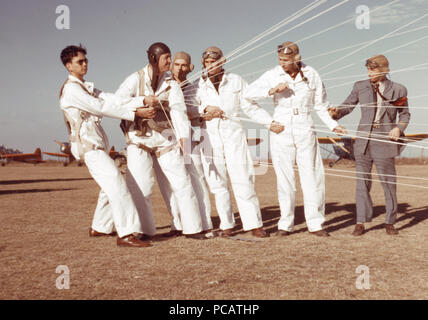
[404,133,428,142]
[318,134,428,144]
[318,137,352,144]
[0,148,43,163]
[43,152,70,158]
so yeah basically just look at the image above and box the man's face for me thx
[171,58,191,81]
[278,54,296,73]
[66,52,88,78]
[157,53,171,74]
[367,67,387,83]
[204,57,224,76]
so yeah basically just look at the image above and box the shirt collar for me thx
[68,75,94,93]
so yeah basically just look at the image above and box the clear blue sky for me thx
[1,0,427,158]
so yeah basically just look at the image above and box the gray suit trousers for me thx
[355,143,398,224]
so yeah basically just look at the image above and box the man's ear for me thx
[65,62,72,72]
[189,63,194,72]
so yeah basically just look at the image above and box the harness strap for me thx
[132,142,178,158]
[60,79,99,160]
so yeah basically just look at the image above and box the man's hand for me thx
[328,107,340,120]
[269,120,285,134]
[135,106,156,119]
[203,105,223,120]
[389,127,401,141]
[143,95,159,108]
[268,83,289,96]
[333,125,347,136]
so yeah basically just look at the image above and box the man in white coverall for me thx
[194,46,283,238]
[170,51,213,234]
[59,45,151,247]
[244,41,347,237]
[116,42,208,240]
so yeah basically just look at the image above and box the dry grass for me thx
[0,162,427,300]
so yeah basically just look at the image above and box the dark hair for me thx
[60,44,87,66]
[147,42,170,65]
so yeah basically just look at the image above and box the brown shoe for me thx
[117,234,152,247]
[352,224,365,236]
[251,227,270,238]
[162,230,183,238]
[219,228,234,238]
[184,232,210,240]
[89,228,116,237]
[385,224,399,235]
[310,229,330,237]
[276,230,293,237]
[136,233,153,241]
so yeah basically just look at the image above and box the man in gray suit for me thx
[329,54,410,236]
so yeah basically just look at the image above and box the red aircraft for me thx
[43,140,126,167]
[0,147,44,166]
[318,133,428,167]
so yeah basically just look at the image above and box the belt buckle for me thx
[373,120,380,129]
[293,108,299,115]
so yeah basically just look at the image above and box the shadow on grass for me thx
[0,178,91,185]
[0,188,75,195]
[209,202,426,235]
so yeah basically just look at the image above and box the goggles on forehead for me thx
[202,51,223,60]
[277,44,293,55]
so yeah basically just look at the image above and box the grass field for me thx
[0,162,427,300]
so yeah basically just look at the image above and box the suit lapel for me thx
[377,79,393,120]
[364,80,376,119]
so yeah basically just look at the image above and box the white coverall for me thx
[182,81,213,231]
[194,72,273,231]
[115,65,202,235]
[60,75,144,238]
[244,64,338,232]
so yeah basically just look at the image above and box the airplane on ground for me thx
[318,134,428,167]
[43,140,127,167]
[0,147,44,166]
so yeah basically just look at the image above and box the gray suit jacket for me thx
[337,79,410,158]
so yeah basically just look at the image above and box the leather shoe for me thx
[219,228,234,238]
[89,228,116,237]
[352,224,365,236]
[162,230,183,238]
[136,233,153,241]
[185,232,210,240]
[385,224,399,235]
[276,230,292,237]
[117,234,152,247]
[251,227,269,238]
[310,229,330,237]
